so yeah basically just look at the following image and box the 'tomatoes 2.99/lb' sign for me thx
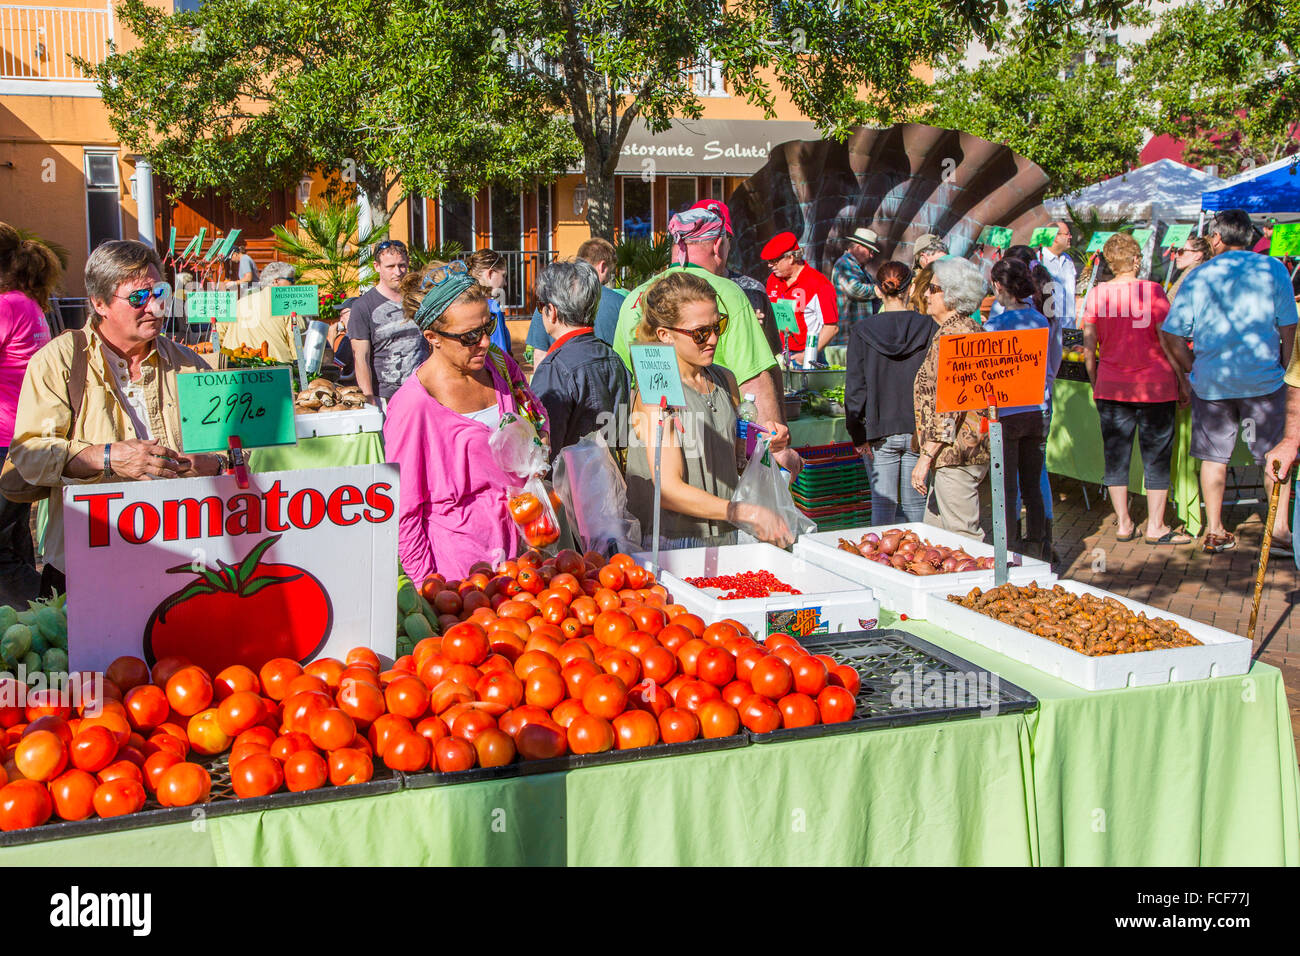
[177,367,297,453]
[64,465,399,675]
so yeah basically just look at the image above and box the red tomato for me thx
[830,664,861,697]
[142,750,182,793]
[738,694,781,734]
[626,679,670,718]
[231,753,284,798]
[567,714,615,755]
[213,664,261,701]
[698,699,741,738]
[186,708,232,757]
[13,730,66,782]
[550,698,588,729]
[696,646,737,687]
[443,622,490,666]
[508,492,543,524]
[581,674,628,721]
[476,671,524,710]
[337,678,386,726]
[613,709,660,749]
[599,649,642,687]
[367,714,414,759]
[96,759,143,785]
[514,722,567,760]
[777,693,820,728]
[702,622,741,648]
[790,656,829,696]
[749,656,793,701]
[384,676,430,720]
[157,762,212,807]
[561,659,601,700]
[307,708,356,752]
[150,655,193,689]
[434,735,478,772]
[383,731,432,772]
[92,778,146,818]
[675,680,722,715]
[123,684,170,732]
[473,729,516,767]
[524,668,566,710]
[49,768,96,821]
[641,646,678,684]
[0,779,52,830]
[234,725,277,750]
[657,708,700,744]
[817,686,856,724]
[216,690,264,737]
[328,748,373,786]
[269,731,316,762]
[414,716,450,746]
[68,726,117,774]
[721,679,753,709]
[106,657,151,693]
[676,638,710,678]
[257,658,304,701]
[164,666,214,718]
[283,751,329,792]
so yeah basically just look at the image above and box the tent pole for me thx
[1196,210,1206,236]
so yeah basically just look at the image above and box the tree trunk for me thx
[585,160,617,241]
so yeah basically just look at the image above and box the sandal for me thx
[1202,532,1237,553]
[1115,527,1139,542]
[1144,531,1192,546]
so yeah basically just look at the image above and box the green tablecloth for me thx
[787,415,850,449]
[3,610,1294,866]
[1046,378,1253,537]
[247,432,385,473]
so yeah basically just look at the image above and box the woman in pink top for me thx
[0,223,58,603]
[1082,233,1190,546]
[383,260,547,584]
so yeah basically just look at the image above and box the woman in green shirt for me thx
[625,271,793,549]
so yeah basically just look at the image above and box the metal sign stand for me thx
[650,395,668,575]
[988,404,1009,586]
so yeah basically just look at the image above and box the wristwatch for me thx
[103,444,113,479]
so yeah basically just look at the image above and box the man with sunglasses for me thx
[762,232,839,364]
[349,238,411,404]
[8,240,219,594]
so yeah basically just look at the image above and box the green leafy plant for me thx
[614,236,672,289]
[407,241,466,273]
[11,228,71,272]
[271,201,388,300]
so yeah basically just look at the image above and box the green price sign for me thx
[1030,226,1057,248]
[1129,228,1153,247]
[986,226,1013,249]
[1086,231,1116,253]
[977,226,995,245]
[180,234,200,258]
[218,229,242,258]
[186,290,238,323]
[772,299,799,336]
[177,367,297,453]
[1270,222,1300,257]
[270,285,320,316]
[629,344,687,408]
[1161,224,1193,248]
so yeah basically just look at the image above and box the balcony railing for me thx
[0,4,110,83]
[456,249,560,317]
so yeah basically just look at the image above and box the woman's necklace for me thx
[686,369,717,411]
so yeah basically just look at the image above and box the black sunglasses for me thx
[431,313,498,347]
[665,314,729,346]
[374,239,407,256]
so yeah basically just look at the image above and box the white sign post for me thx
[63,464,399,674]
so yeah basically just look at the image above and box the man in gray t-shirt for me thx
[347,298,429,400]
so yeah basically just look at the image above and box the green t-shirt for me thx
[613,264,778,385]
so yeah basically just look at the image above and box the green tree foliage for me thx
[923,30,1146,193]
[271,201,388,299]
[1131,0,1299,175]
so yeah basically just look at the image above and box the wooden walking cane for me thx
[1247,462,1285,645]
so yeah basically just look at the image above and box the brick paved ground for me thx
[1047,473,1300,760]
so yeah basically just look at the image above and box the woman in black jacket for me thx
[846,260,935,524]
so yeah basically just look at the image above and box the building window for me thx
[537,183,552,253]
[710,177,724,201]
[668,177,697,216]
[621,177,653,240]
[408,191,427,247]
[439,189,475,252]
[691,51,725,96]
[490,187,522,252]
[84,149,121,254]
[173,1,205,11]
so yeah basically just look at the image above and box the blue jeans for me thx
[868,433,927,525]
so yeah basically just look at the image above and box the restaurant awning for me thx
[608,118,822,176]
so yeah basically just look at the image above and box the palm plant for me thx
[271,201,389,300]
[12,228,71,271]
[408,241,466,272]
[1064,203,1135,264]
[614,236,672,289]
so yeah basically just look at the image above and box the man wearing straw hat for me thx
[831,227,882,348]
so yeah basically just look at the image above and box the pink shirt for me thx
[383,353,544,583]
[1082,280,1178,403]
[0,290,51,448]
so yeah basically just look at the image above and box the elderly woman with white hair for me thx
[910,256,991,540]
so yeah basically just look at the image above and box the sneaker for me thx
[1202,532,1237,554]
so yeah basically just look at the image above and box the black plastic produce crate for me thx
[400,732,747,789]
[0,753,402,848]
[746,628,1037,744]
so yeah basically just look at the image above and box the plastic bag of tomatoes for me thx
[489,413,549,481]
[507,476,562,551]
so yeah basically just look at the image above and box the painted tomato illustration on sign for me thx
[143,535,332,675]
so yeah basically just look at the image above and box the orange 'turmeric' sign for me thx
[936,328,1049,414]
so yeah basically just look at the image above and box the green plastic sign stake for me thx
[202,235,223,261]
[186,290,238,323]
[1270,223,1300,257]
[180,235,200,258]
[218,229,242,258]
[271,285,320,317]
[168,227,177,256]
[772,299,799,335]
[178,367,297,453]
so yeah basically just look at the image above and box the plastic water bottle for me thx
[736,392,759,470]
[301,320,330,376]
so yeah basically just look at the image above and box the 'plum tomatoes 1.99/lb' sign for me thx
[63,464,399,675]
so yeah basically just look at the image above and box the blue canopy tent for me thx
[1201,155,1300,214]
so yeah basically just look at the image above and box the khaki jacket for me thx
[913,314,991,469]
[8,325,206,572]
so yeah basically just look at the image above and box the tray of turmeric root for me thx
[925,581,1251,690]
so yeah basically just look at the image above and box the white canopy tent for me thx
[1044,159,1224,222]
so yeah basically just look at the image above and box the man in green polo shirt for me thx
[614,202,803,477]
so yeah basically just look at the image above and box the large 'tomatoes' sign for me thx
[64,465,399,675]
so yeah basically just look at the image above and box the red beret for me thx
[761,231,798,261]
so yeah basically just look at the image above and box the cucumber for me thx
[397,579,419,617]
[418,595,441,633]
[404,613,434,642]
[1,624,32,664]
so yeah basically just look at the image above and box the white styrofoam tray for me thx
[924,579,1251,690]
[793,523,1055,617]
[294,406,384,439]
[636,542,880,640]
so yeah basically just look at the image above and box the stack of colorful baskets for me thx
[789,442,871,532]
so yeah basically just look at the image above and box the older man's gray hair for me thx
[259,261,297,286]
[535,259,600,327]
[929,256,987,318]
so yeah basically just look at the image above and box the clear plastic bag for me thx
[730,438,816,548]
[507,475,561,553]
[553,432,643,557]
[489,412,549,481]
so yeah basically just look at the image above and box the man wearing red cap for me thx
[762,232,839,363]
[614,201,804,477]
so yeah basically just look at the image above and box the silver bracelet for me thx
[103,443,112,478]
